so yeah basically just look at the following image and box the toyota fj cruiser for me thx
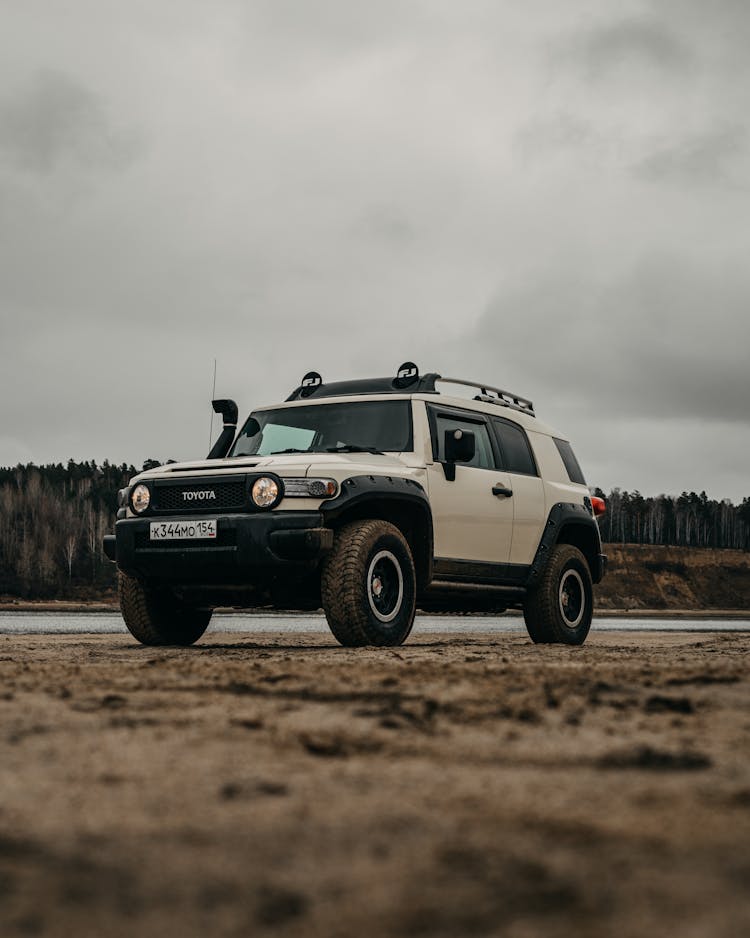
[104,364,606,647]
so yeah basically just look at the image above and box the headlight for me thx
[282,478,338,498]
[130,484,151,514]
[251,476,280,508]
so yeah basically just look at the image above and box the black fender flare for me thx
[526,502,606,586]
[320,475,434,588]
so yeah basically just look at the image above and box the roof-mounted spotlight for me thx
[299,371,323,398]
[393,361,419,390]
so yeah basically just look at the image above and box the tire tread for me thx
[320,520,415,647]
[523,544,593,646]
[118,572,210,646]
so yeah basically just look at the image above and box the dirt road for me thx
[1,630,748,937]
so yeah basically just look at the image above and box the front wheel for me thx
[320,520,416,647]
[118,572,212,646]
[523,545,593,645]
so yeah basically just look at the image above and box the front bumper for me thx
[107,511,332,584]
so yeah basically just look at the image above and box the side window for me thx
[553,438,586,485]
[491,418,537,476]
[430,410,496,470]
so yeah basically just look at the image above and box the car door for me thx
[489,415,546,566]
[425,405,513,570]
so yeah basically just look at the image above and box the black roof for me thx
[284,368,535,416]
[286,373,441,402]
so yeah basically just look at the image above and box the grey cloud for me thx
[464,259,750,426]
[514,114,597,164]
[514,116,748,185]
[650,0,750,43]
[0,69,138,173]
[349,205,416,245]
[568,17,695,79]
[247,0,422,45]
[635,125,746,185]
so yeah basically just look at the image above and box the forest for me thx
[0,462,748,600]
[593,487,750,551]
[0,461,137,600]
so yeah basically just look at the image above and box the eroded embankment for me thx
[595,544,750,610]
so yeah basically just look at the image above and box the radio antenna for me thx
[208,358,217,449]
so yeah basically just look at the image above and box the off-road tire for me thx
[118,572,212,646]
[320,520,416,647]
[523,545,593,645]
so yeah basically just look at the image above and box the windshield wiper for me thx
[269,448,311,455]
[325,444,384,454]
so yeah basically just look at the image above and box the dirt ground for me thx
[1,629,749,938]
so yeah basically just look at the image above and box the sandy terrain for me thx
[1,629,748,938]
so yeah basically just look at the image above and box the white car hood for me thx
[132,451,418,483]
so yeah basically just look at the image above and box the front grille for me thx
[152,481,247,512]
[135,529,238,549]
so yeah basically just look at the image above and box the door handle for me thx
[492,485,513,498]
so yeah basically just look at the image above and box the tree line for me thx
[593,488,750,550]
[0,461,138,599]
[0,462,748,600]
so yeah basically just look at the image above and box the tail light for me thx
[591,496,606,517]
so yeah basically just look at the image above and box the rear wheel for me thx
[320,520,416,647]
[118,572,212,646]
[523,545,593,645]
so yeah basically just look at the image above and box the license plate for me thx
[149,519,217,541]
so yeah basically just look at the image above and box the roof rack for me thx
[436,377,535,416]
[285,363,534,417]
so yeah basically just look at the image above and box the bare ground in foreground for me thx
[0,630,749,938]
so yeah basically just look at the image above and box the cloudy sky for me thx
[1,0,748,500]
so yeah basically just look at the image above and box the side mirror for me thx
[445,428,475,463]
[443,428,475,480]
[241,417,260,439]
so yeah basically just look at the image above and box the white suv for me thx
[104,364,606,647]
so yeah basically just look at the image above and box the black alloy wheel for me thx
[523,544,593,645]
[321,520,416,647]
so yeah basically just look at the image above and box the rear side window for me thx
[554,438,586,485]
[491,418,537,476]
[429,409,496,470]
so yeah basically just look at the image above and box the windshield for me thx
[230,400,413,457]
